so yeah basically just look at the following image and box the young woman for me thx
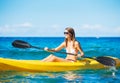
[42,27,84,62]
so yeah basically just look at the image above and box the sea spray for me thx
[109,66,117,77]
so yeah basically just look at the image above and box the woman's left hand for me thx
[77,54,82,58]
[78,53,84,58]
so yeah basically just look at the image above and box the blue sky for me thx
[0,0,120,37]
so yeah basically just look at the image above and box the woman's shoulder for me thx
[74,40,80,46]
[75,40,79,44]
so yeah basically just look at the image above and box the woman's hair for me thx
[65,27,76,47]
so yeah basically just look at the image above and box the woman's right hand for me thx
[44,47,55,52]
[44,47,49,51]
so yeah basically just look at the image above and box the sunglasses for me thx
[64,32,69,34]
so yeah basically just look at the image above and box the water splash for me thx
[108,66,117,77]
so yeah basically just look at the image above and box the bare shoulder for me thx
[75,41,80,46]
[75,41,83,50]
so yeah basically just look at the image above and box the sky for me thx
[0,0,120,37]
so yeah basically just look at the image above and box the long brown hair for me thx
[65,27,76,47]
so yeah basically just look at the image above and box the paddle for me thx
[12,40,116,66]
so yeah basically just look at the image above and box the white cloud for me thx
[75,24,120,37]
[0,23,120,37]
[0,22,33,36]
[81,24,103,29]
[12,22,32,27]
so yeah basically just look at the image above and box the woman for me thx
[42,27,84,62]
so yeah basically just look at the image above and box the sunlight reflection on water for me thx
[0,69,120,83]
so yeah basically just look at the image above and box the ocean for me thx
[0,37,120,83]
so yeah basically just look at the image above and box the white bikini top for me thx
[65,41,78,55]
[66,48,76,54]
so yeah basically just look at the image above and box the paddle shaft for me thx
[31,45,103,63]
[32,46,97,60]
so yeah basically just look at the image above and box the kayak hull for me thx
[0,57,120,72]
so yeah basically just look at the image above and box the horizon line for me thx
[0,36,120,38]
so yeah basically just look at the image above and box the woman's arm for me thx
[44,42,65,52]
[75,41,84,57]
[54,42,66,51]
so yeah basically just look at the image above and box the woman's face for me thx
[64,30,70,39]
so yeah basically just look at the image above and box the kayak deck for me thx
[0,57,120,72]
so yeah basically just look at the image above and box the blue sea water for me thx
[0,37,120,83]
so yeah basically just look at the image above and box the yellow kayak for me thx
[0,57,120,72]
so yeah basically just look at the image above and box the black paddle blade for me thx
[96,56,116,66]
[12,40,31,48]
